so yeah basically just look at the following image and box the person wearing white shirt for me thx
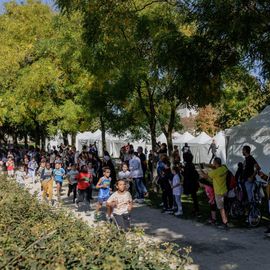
[172,166,183,216]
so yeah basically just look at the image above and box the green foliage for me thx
[0,177,191,269]
[193,0,270,78]
[218,68,270,128]
[0,1,92,144]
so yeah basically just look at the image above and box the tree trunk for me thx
[166,130,173,157]
[35,122,40,148]
[41,132,46,150]
[62,132,69,146]
[150,121,157,152]
[71,133,76,146]
[24,133,28,148]
[13,133,18,145]
[163,101,178,158]
[100,115,106,156]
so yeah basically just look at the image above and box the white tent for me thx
[226,106,270,173]
[189,132,212,144]
[173,132,194,144]
[213,131,226,164]
[187,132,212,164]
[157,133,167,143]
[76,130,147,157]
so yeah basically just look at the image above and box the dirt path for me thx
[27,180,270,270]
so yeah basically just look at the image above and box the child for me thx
[6,156,15,178]
[15,166,27,187]
[87,163,96,199]
[118,163,132,192]
[28,157,38,184]
[76,165,92,211]
[67,164,79,203]
[107,179,133,231]
[53,161,65,202]
[95,167,111,220]
[40,162,53,204]
[23,155,29,174]
[37,160,46,188]
[172,166,183,216]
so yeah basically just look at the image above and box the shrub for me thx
[0,177,192,269]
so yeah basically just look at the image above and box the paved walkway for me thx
[27,180,270,270]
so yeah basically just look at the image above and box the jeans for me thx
[245,181,254,202]
[134,178,146,199]
[174,194,183,213]
[209,153,216,164]
[28,170,35,184]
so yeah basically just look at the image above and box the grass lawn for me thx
[145,187,270,228]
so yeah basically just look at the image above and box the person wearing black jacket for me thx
[158,162,174,213]
[183,152,200,215]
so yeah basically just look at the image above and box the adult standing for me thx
[208,139,219,164]
[172,145,181,165]
[201,157,229,229]
[137,146,147,184]
[183,152,200,215]
[181,143,191,162]
[129,150,147,203]
[242,145,260,202]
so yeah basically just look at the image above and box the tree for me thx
[193,0,270,78]
[56,0,232,155]
[217,68,270,128]
[195,105,219,136]
[0,1,92,147]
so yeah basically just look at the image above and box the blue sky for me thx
[0,0,55,13]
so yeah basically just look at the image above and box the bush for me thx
[0,177,191,269]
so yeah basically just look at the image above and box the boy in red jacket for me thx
[75,165,92,211]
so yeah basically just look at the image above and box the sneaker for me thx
[94,212,101,221]
[75,201,79,208]
[174,211,183,216]
[208,219,218,225]
[264,228,270,234]
[106,214,112,222]
[133,198,140,203]
[144,192,149,198]
[218,223,229,230]
[138,199,144,204]
[165,209,174,214]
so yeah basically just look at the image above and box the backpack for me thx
[226,170,237,190]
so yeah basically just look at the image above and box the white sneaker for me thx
[175,211,183,216]
[137,199,144,204]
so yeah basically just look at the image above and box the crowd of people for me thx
[0,140,270,233]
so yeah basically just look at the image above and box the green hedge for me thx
[0,177,191,269]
